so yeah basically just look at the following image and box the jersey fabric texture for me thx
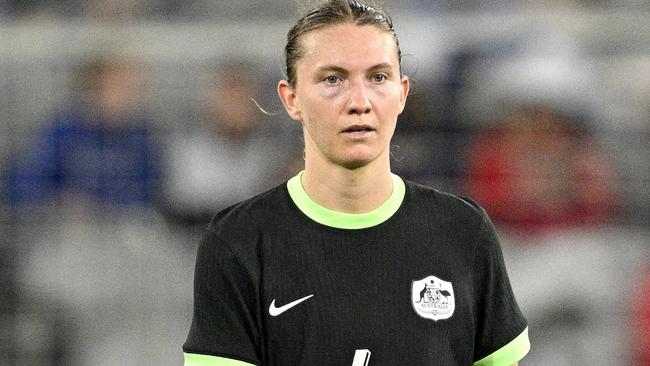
[183,172,530,366]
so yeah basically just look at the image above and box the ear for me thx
[277,80,302,122]
[398,76,410,114]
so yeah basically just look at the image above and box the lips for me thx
[341,124,375,133]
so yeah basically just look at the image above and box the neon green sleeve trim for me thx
[473,327,530,366]
[286,170,406,229]
[184,353,256,366]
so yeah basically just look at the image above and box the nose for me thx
[346,80,371,115]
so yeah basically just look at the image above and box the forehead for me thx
[298,23,399,72]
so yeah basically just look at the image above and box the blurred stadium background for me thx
[0,1,649,365]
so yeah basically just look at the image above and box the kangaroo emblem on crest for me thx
[412,275,455,321]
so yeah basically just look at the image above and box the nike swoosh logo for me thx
[269,294,314,316]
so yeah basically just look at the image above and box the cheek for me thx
[301,90,341,119]
[370,87,401,112]
[320,86,342,98]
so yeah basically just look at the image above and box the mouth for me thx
[341,125,376,135]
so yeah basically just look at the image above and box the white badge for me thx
[411,275,455,321]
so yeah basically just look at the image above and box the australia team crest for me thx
[411,275,455,321]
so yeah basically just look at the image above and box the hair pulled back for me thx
[284,0,401,87]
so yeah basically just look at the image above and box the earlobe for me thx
[277,80,302,121]
[398,76,410,114]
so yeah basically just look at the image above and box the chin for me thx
[339,160,371,170]
[334,153,378,170]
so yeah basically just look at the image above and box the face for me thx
[278,23,409,170]
[96,62,145,118]
[210,77,257,135]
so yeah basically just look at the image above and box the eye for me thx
[372,73,387,83]
[324,75,341,84]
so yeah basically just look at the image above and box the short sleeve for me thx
[472,209,530,365]
[183,230,260,366]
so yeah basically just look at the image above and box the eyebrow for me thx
[315,65,349,78]
[367,63,393,73]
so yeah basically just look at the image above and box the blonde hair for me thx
[284,0,401,87]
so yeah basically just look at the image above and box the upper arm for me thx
[183,230,261,365]
[471,209,530,365]
[7,125,62,205]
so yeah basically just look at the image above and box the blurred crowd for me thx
[1,1,649,366]
[2,0,650,21]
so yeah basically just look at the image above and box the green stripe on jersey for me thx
[287,171,406,229]
[473,327,530,366]
[184,353,255,366]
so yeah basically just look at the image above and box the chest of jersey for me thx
[258,222,478,366]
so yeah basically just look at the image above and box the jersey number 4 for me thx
[352,349,371,366]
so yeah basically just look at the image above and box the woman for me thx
[183,1,530,365]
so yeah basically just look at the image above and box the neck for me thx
[301,156,393,214]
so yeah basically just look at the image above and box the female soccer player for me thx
[183,1,530,365]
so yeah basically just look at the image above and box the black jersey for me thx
[183,173,530,366]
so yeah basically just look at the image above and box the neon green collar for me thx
[287,171,405,229]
